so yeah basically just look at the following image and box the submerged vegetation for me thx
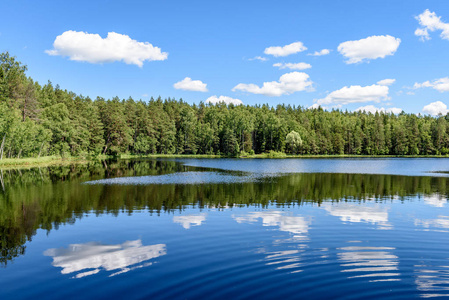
[3,51,449,159]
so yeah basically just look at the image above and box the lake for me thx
[2,158,449,299]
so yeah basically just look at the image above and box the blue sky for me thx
[1,0,449,114]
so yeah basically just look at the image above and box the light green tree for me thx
[285,131,302,154]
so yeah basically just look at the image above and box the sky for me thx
[1,0,449,115]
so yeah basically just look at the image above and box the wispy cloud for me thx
[264,42,307,57]
[308,49,331,56]
[248,56,268,62]
[414,77,449,92]
[273,62,311,70]
[377,79,396,86]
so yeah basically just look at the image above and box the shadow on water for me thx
[1,158,449,266]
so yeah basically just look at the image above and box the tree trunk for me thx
[0,134,6,160]
[38,142,44,158]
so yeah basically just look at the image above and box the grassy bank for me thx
[0,156,92,169]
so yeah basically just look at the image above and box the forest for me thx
[2,51,449,158]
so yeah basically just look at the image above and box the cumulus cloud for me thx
[308,49,331,56]
[414,77,449,92]
[249,56,268,61]
[206,95,243,105]
[264,42,307,57]
[337,35,401,64]
[173,77,208,92]
[45,30,168,67]
[415,9,449,41]
[232,72,313,97]
[377,79,396,86]
[273,62,311,70]
[315,84,390,106]
[355,105,402,114]
[422,101,449,115]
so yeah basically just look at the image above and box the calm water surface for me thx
[2,158,449,299]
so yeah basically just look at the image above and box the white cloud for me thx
[337,35,401,64]
[264,42,307,57]
[249,56,268,61]
[422,101,449,115]
[46,31,168,67]
[206,95,243,105]
[415,9,449,41]
[232,72,313,97]
[315,84,390,105]
[377,79,396,86]
[414,77,449,92]
[273,62,311,70]
[308,49,331,56]
[355,105,402,114]
[173,77,208,92]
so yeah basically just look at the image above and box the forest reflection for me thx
[1,159,449,266]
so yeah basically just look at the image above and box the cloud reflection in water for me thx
[173,213,207,229]
[233,211,311,240]
[338,246,400,282]
[322,203,392,229]
[44,240,166,278]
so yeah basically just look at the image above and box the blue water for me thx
[2,158,449,299]
[178,157,449,176]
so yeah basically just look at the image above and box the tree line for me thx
[2,51,449,158]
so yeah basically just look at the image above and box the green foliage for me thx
[2,51,449,159]
[266,150,287,158]
[285,131,302,154]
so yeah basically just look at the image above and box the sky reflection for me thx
[338,246,400,282]
[322,203,392,229]
[173,213,207,229]
[233,211,311,240]
[44,240,166,278]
